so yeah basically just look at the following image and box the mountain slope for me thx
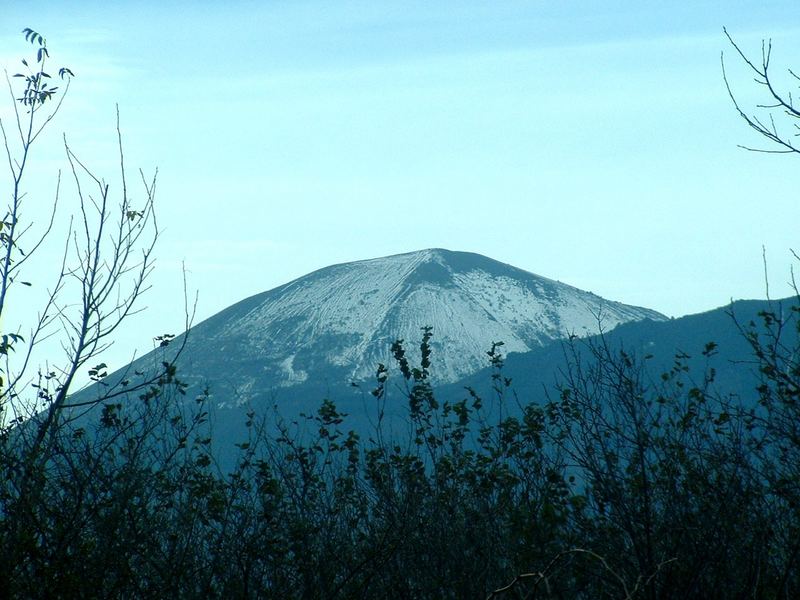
[135,249,663,407]
[440,296,799,411]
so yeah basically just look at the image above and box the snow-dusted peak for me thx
[162,249,664,405]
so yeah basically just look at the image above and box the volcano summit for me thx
[117,249,665,410]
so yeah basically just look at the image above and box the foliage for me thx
[0,28,187,597]
[2,300,799,598]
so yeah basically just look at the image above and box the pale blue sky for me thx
[1,2,799,371]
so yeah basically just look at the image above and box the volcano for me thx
[113,249,664,410]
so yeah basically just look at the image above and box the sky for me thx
[1,1,799,378]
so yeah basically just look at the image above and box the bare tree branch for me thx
[722,27,800,154]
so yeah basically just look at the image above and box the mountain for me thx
[114,248,664,412]
[439,297,799,410]
[65,249,797,472]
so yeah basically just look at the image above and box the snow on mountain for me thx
[149,249,665,407]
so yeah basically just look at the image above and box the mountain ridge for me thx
[171,249,663,400]
[69,249,666,417]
